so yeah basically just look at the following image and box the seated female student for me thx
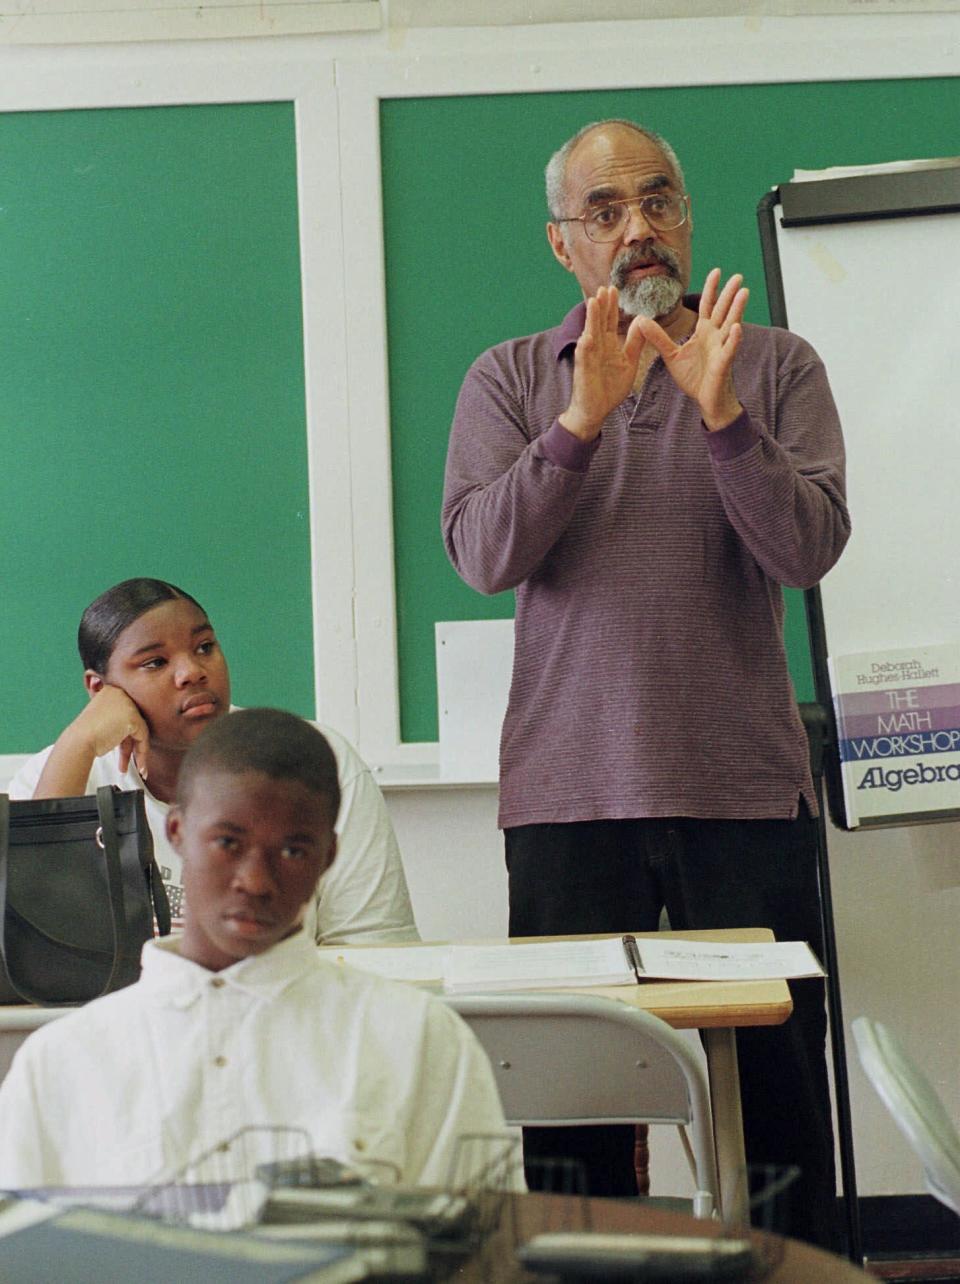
[8,577,418,943]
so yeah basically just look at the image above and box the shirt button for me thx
[211,978,225,989]
[353,1138,366,1152]
[214,1055,228,1068]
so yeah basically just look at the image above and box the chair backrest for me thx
[446,992,719,1205]
[852,1015,960,1217]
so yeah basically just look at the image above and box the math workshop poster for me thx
[829,642,960,826]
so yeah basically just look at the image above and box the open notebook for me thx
[324,937,825,993]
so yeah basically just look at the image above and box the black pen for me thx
[621,934,644,983]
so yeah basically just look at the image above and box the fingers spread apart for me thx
[700,267,748,336]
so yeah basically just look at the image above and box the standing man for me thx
[442,119,849,1249]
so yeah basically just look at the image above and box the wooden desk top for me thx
[325,926,795,1033]
[544,928,794,1031]
[463,1191,872,1283]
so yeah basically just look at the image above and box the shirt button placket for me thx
[203,980,239,1164]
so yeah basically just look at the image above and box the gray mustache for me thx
[611,243,681,286]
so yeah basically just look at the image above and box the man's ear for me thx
[546,221,574,273]
[84,670,104,697]
[166,807,183,850]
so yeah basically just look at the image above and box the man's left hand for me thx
[635,268,748,432]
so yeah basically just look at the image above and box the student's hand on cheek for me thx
[76,685,151,778]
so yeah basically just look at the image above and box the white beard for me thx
[616,273,684,319]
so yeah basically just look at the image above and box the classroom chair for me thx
[445,992,719,1213]
[853,1015,960,1217]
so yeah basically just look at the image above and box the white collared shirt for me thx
[0,932,508,1190]
[9,718,418,944]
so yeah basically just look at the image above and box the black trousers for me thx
[505,811,839,1252]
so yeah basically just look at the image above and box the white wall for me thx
[3,5,960,1202]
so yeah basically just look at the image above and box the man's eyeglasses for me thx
[556,192,689,243]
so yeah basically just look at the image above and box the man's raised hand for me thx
[635,268,748,431]
[559,286,647,442]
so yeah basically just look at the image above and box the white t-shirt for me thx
[0,932,510,1190]
[8,721,418,945]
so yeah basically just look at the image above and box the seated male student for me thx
[0,709,508,1190]
[9,577,418,944]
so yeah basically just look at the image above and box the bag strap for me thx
[125,788,171,936]
[95,785,132,997]
[148,846,172,938]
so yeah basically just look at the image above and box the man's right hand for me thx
[559,286,647,442]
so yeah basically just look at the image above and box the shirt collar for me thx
[552,302,587,359]
[139,928,318,1009]
[551,294,701,361]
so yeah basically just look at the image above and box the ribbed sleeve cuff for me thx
[540,419,601,472]
[703,409,759,461]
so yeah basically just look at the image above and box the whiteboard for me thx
[760,164,960,825]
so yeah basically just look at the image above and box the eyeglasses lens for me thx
[586,195,686,243]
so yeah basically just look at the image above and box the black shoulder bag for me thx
[0,786,171,1006]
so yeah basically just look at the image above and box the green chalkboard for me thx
[381,76,960,744]
[0,102,314,752]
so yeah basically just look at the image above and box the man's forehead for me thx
[565,127,675,199]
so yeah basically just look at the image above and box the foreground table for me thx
[457,1189,870,1283]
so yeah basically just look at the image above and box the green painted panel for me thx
[0,102,314,751]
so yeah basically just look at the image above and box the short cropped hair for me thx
[545,119,686,221]
[176,707,341,825]
[78,578,206,674]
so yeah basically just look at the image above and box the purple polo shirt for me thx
[442,300,850,828]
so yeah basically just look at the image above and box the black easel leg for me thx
[804,706,864,1266]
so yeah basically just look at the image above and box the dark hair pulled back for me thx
[78,578,206,674]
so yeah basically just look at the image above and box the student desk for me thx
[326,926,795,1217]
[543,926,794,1217]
